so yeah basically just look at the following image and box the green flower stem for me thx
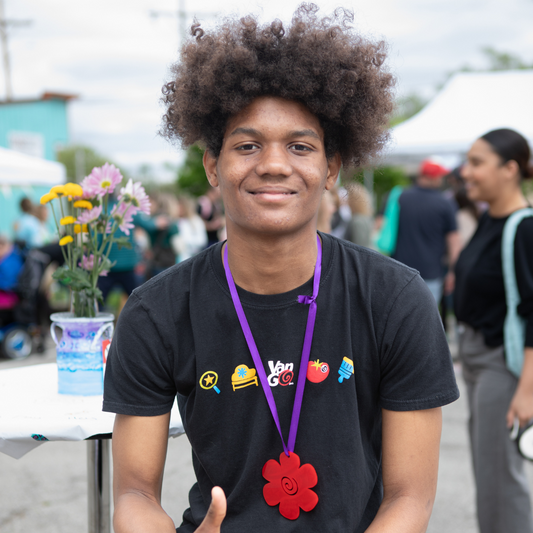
[50,202,68,265]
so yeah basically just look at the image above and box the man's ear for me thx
[203,150,219,188]
[325,153,342,191]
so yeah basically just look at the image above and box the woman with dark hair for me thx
[103,5,458,532]
[455,128,533,533]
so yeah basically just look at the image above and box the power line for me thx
[150,0,216,50]
[0,0,31,101]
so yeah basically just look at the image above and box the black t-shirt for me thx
[103,233,459,533]
[454,212,533,348]
[392,186,457,279]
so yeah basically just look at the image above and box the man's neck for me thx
[224,227,320,295]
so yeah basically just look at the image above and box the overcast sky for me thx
[5,0,533,180]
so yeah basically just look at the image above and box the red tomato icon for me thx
[307,360,329,383]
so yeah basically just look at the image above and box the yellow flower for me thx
[63,183,84,197]
[60,216,77,225]
[74,224,89,234]
[40,192,58,204]
[73,200,93,209]
[50,185,66,195]
[59,236,74,246]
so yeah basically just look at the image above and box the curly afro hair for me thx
[161,3,395,168]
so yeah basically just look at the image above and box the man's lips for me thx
[248,188,296,195]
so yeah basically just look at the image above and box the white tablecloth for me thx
[0,363,184,459]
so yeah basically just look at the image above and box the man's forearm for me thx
[114,493,175,533]
[365,493,433,533]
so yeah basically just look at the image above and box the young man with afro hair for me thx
[103,5,459,532]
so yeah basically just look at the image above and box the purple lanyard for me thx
[223,235,322,456]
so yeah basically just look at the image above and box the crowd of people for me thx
[0,187,225,332]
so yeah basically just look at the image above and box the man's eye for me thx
[290,144,311,152]
[237,143,259,150]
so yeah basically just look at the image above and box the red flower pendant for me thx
[262,451,318,520]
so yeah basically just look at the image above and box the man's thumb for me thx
[199,487,226,531]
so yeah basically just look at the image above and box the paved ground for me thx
[1,342,533,532]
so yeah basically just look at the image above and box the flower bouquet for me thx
[42,163,150,395]
[41,163,150,318]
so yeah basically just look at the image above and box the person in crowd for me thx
[197,185,225,247]
[0,235,24,310]
[329,186,351,238]
[454,184,480,248]
[172,195,208,262]
[454,128,533,533]
[143,193,180,279]
[13,197,44,248]
[103,6,458,533]
[35,204,54,245]
[315,189,336,234]
[344,183,374,248]
[392,159,461,302]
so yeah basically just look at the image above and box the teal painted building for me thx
[0,92,75,161]
[0,93,73,239]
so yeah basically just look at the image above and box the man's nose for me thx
[255,145,292,178]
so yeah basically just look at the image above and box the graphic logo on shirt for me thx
[267,361,294,387]
[200,371,221,394]
[338,357,354,383]
[231,364,259,391]
[307,359,330,383]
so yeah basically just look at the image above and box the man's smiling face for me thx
[203,96,340,239]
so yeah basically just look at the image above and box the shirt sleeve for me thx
[515,217,533,347]
[378,273,459,411]
[444,199,458,234]
[103,291,177,416]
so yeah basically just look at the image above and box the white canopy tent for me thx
[383,70,533,169]
[0,147,66,185]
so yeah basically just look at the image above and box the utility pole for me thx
[0,0,31,101]
[150,0,216,51]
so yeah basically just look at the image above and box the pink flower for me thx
[111,202,135,235]
[78,254,108,276]
[119,179,150,215]
[82,163,123,198]
[77,205,102,225]
[262,452,318,520]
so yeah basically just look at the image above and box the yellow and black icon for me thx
[231,364,259,391]
[200,371,220,394]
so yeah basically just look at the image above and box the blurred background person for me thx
[171,195,207,263]
[343,183,374,248]
[329,186,351,238]
[455,128,533,533]
[35,205,54,246]
[455,184,480,249]
[392,159,461,303]
[143,192,180,279]
[197,185,224,247]
[316,189,336,234]
[13,198,43,249]
[0,234,24,311]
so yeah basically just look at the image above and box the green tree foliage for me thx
[343,166,411,211]
[176,145,209,197]
[390,93,428,126]
[57,145,128,182]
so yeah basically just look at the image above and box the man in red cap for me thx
[392,159,461,302]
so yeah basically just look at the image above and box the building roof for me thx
[0,92,78,106]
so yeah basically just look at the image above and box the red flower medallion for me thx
[262,451,318,520]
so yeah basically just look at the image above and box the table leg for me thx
[87,439,111,533]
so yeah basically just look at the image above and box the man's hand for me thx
[196,487,227,532]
